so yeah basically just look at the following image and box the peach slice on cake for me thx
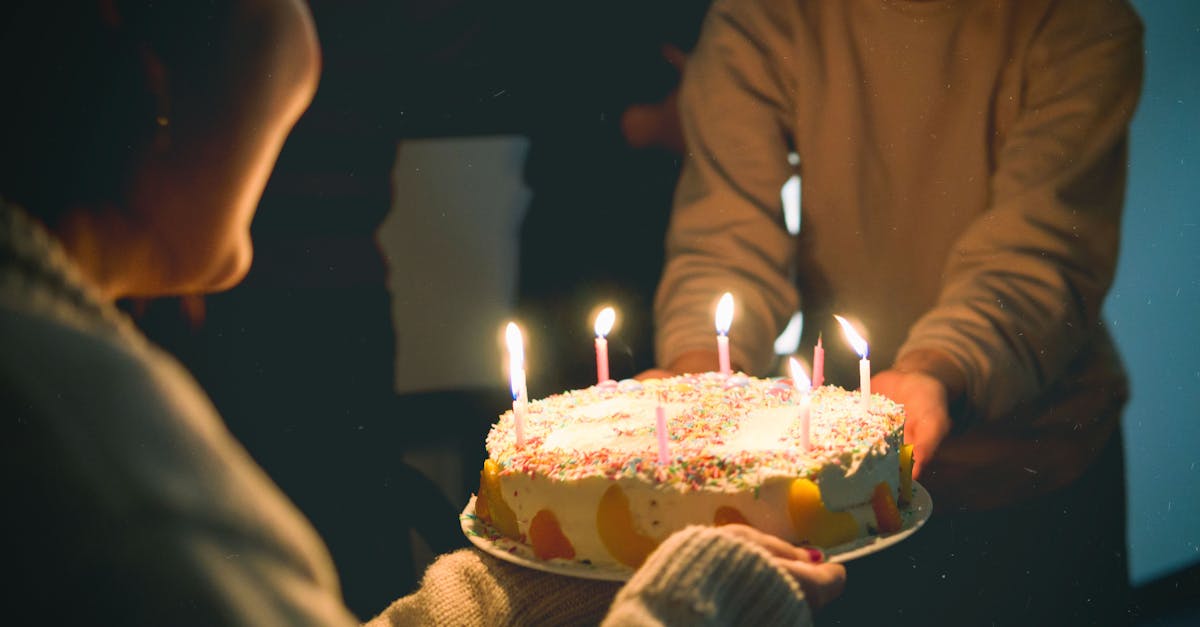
[899,443,915,506]
[713,506,749,526]
[871,482,903,533]
[788,478,861,547]
[529,509,575,560]
[596,483,659,568]
[477,459,520,540]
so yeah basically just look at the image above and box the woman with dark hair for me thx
[1,2,844,624]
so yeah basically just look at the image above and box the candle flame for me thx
[594,306,615,338]
[788,357,811,391]
[715,292,735,335]
[505,322,525,397]
[834,314,869,358]
[505,322,525,364]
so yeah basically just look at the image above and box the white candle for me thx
[594,306,615,383]
[788,357,811,451]
[859,359,871,401]
[834,315,871,411]
[505,322,528,446]
[715,292,734,376]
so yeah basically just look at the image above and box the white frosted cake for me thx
[476,372,913,569]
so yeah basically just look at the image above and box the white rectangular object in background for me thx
[377,135,531,394]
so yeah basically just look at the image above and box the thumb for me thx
[909,424,931,480]
[661,43,687,73]
[906,415,947,480]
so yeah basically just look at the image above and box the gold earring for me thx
[138,44,171,152]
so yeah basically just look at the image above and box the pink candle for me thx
[798,396,811,451]
[834,315,871,411]
[788,357,812,452]
[715,292,734,376]
[595,338,609,383]
[505,322,528,447]
[655,402,670,465]
[594,307,615,383]
[812,334,825,388]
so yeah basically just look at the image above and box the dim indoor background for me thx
[129,0,1198,621]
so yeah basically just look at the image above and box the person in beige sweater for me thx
[1,1,844,624]
[650,0,1142,623]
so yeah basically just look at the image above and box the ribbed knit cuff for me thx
[603,526,812,626]
[369,549,620,627]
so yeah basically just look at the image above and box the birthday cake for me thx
[476,372,913,569]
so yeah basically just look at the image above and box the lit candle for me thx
[812,334,825,388]
[715,292,734,376]
[655,395,670,465]
[788,357,811,451]
[834,315,871,410]
[594,306,615,383]
[505,322,528,447]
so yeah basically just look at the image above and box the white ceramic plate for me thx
[460,481,932,581]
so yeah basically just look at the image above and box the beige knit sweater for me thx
[655,0,1142,510]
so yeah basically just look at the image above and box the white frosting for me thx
[540,401,690,454]
[717,406,800,453]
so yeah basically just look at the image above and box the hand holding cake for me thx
[874,348,967,479]
[717,524,846,610]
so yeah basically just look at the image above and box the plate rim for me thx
[460,480,932,581]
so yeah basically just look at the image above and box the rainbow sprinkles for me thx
[476,372,914,571]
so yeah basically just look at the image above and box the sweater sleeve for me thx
[602,526,813,627]
[897,0,1143,422]
[365,549,621,626]
[368,527,811,627]
[654,0,798,375]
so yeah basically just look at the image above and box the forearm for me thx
[892,349,966,411]
[369,531,813,627]
[368,549,619,626]
[901,140,1131,422]
[655,226,795,375]
[602,526,812,626]
[654,3,798,375]
[899,1,1142,421]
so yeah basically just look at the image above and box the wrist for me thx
[667,349,724,375]
[893,348,967,406]
[613,526,809,626]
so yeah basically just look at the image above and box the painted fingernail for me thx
[804,547,825,563]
